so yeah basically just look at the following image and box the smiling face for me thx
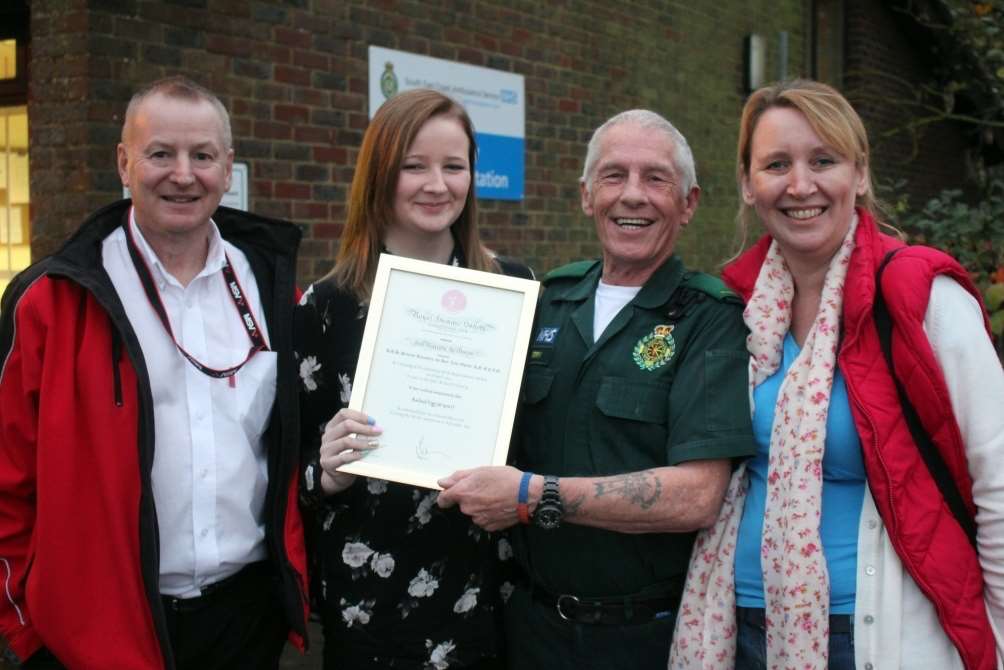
[742,106,868,269]
[389,115,472,248]
[581,122,699,286]
[117,92,233,245]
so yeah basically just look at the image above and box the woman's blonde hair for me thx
[328,89,496,299]
[734,79,893,252]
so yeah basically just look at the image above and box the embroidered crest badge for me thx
[632,324,675,371]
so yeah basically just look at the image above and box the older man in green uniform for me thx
[437,109,754,669]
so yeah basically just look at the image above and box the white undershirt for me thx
[103,212,276,598]
[593,280,642,342]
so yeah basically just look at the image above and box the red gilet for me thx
[722,209,996,670]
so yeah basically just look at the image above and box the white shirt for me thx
[103,213,277,598]
[855,276,1004,669]
[593,280,641,342]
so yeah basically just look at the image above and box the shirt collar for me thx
[129,208,226,288]
[549,255,685,309]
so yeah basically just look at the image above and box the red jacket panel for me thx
[1,276,164,669]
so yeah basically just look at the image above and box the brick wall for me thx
[28,0,96,259]
[29,0,809,283]
[844,0,976,210]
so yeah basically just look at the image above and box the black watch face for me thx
[535,505,562,529]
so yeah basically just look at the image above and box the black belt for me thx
[736,606,853,635]
[518,575,681,625]
[161,560,273,613]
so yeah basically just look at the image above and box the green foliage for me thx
[900,176,1004,286]
[991,309,1004,336]
[900,174,1004,344]
[986,282,1004,310]
[932,1,1004,120]
[887,2,1004,356]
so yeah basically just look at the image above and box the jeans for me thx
[735,607,855,670]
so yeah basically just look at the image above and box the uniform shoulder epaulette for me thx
[680,271,743,304]
[542,260,599,284]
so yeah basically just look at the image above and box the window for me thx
[0,40,15,80]
[0,106,29,297]
[0,4,30,299]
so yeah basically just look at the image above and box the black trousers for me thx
[161,561,288,670]
[503,585,675,670]
[23,561,288,669]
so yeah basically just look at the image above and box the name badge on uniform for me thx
[530,326,560,364]
[633,324,676,371]
[535,327,560,345]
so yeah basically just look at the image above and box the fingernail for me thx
[366,439,380,448]
[366,416,376,426]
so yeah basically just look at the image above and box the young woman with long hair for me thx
[295,88,532,670]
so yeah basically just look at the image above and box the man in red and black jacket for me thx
[0,76,308,669]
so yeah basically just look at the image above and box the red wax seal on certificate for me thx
[441,289,467,313]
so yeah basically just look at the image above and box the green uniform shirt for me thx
[511,255,755,598]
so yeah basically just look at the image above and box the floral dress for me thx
[295,251,531,670]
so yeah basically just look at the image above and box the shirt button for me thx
[200,468,209,479]
[865,565,876,576]
[867,519,878,529]
[864,664,874,670]
[200,528,209,539]
[863,614,875,624]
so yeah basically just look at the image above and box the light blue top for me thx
[735,333,866,614]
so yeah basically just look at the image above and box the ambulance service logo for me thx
[632,324,676,371]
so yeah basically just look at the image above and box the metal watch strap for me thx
[541,475,560,501]
[533,475,563,529]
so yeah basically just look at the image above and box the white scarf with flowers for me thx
[669,215,858,669]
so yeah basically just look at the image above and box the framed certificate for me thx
[338,254,539,489]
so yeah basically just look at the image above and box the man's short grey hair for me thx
[122,76,232,150]
[580,109,697,196]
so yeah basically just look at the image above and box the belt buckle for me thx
[556,593,580,621]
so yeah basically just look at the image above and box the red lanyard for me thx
[123,218,268,381]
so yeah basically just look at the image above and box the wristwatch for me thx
[533,475,563,530]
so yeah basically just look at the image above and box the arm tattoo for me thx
[563,492,586,517]
[593,472,662,510]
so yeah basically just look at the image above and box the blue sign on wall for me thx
[475,133,524,201]
[369,46,526,202]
